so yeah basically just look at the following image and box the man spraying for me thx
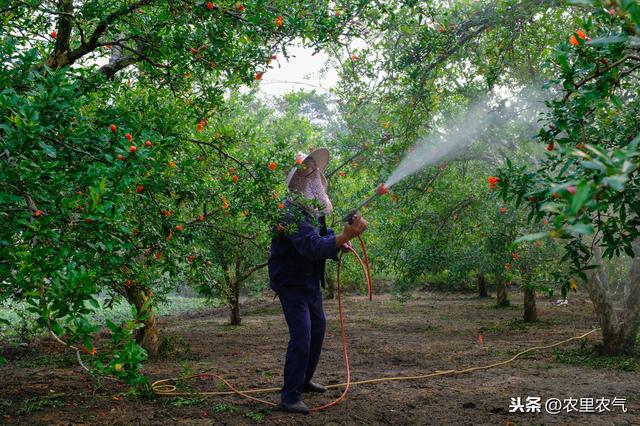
[268,148,368,414]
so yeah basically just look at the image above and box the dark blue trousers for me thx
[278,286,326,405]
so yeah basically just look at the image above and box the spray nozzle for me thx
[342,182,388,223]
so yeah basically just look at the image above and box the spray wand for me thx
[341,183,389,223]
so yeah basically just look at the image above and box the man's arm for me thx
[288,220,339,261]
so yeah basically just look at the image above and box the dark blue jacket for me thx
[268,199,339,294]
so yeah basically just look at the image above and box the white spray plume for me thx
[385,88,546,188]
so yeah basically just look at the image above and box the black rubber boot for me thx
[302,382,327,393]
[280,400,310,414]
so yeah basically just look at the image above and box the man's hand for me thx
[339,241,353,253]
[335,214,368,248]
[343,214,368,239]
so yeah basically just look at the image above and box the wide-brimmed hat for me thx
[286,148,330,192]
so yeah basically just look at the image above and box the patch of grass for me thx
[212,402,237,413]
[163,396,206,407]
[17,394,65,415]
[255,368,273,378]
[381,299,404,313]
[245,410,265,422]
[15,353,76,369]
[0,398,12,410]
[553,348,640,372]
[251,306,281,316]
[175,361,197,392]
[480,318,559,334]
[158,334,192,360]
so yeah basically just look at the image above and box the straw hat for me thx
[285,148,330,193]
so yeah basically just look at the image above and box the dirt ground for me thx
[1,289,639,425]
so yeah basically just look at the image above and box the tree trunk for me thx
[496,274,510,307]
[523,285,537,322]
[228,257,242,326]
[124,286,159,358]
[587,237,640,355]
[478,273,488,298]
[229,278,241,326]
[325,272,335,300]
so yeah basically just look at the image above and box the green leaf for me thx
[569,181,592,214]
[88,297,100,309]
[38,141,57,158]
[585,36,628,46]
[602,175,628,191]
[581,160,605,172]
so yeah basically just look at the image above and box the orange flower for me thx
[166,231,173,240]
[198,214,205,222]
[197,122,204,132]
[187,255,196,263]
[255,71,264,80]
[232,175,239,183]
[163,210,171,217]
[278,202,285,209]
[34,210,43,217]
[478,334,484,345]
[168,160,176,168]
[222,196,229,209]
[512,252,520,260]
[275,15,284,27]
[268,161,277,171]
[135,185,145,193]
[155,252,162,260]
[206,1,214,10]
[546,142,554,151]
[175,225,184,231]
[488,176,500,189]
[272,191,278,200]
[499,207,507,214]
[569,35,579,46]
[504,263,511,270]
[535,241,542,247]
[351,54,359,61]
[576,29,587,40]
[51,31,57,39]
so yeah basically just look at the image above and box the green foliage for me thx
[245,410,266,422]
[554,348,640,371]
[212,402,237,413]
[1,0,375,386]
[496,4,640,278]
[16,394,66,415]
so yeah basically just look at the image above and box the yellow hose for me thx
[151,328,599,397]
